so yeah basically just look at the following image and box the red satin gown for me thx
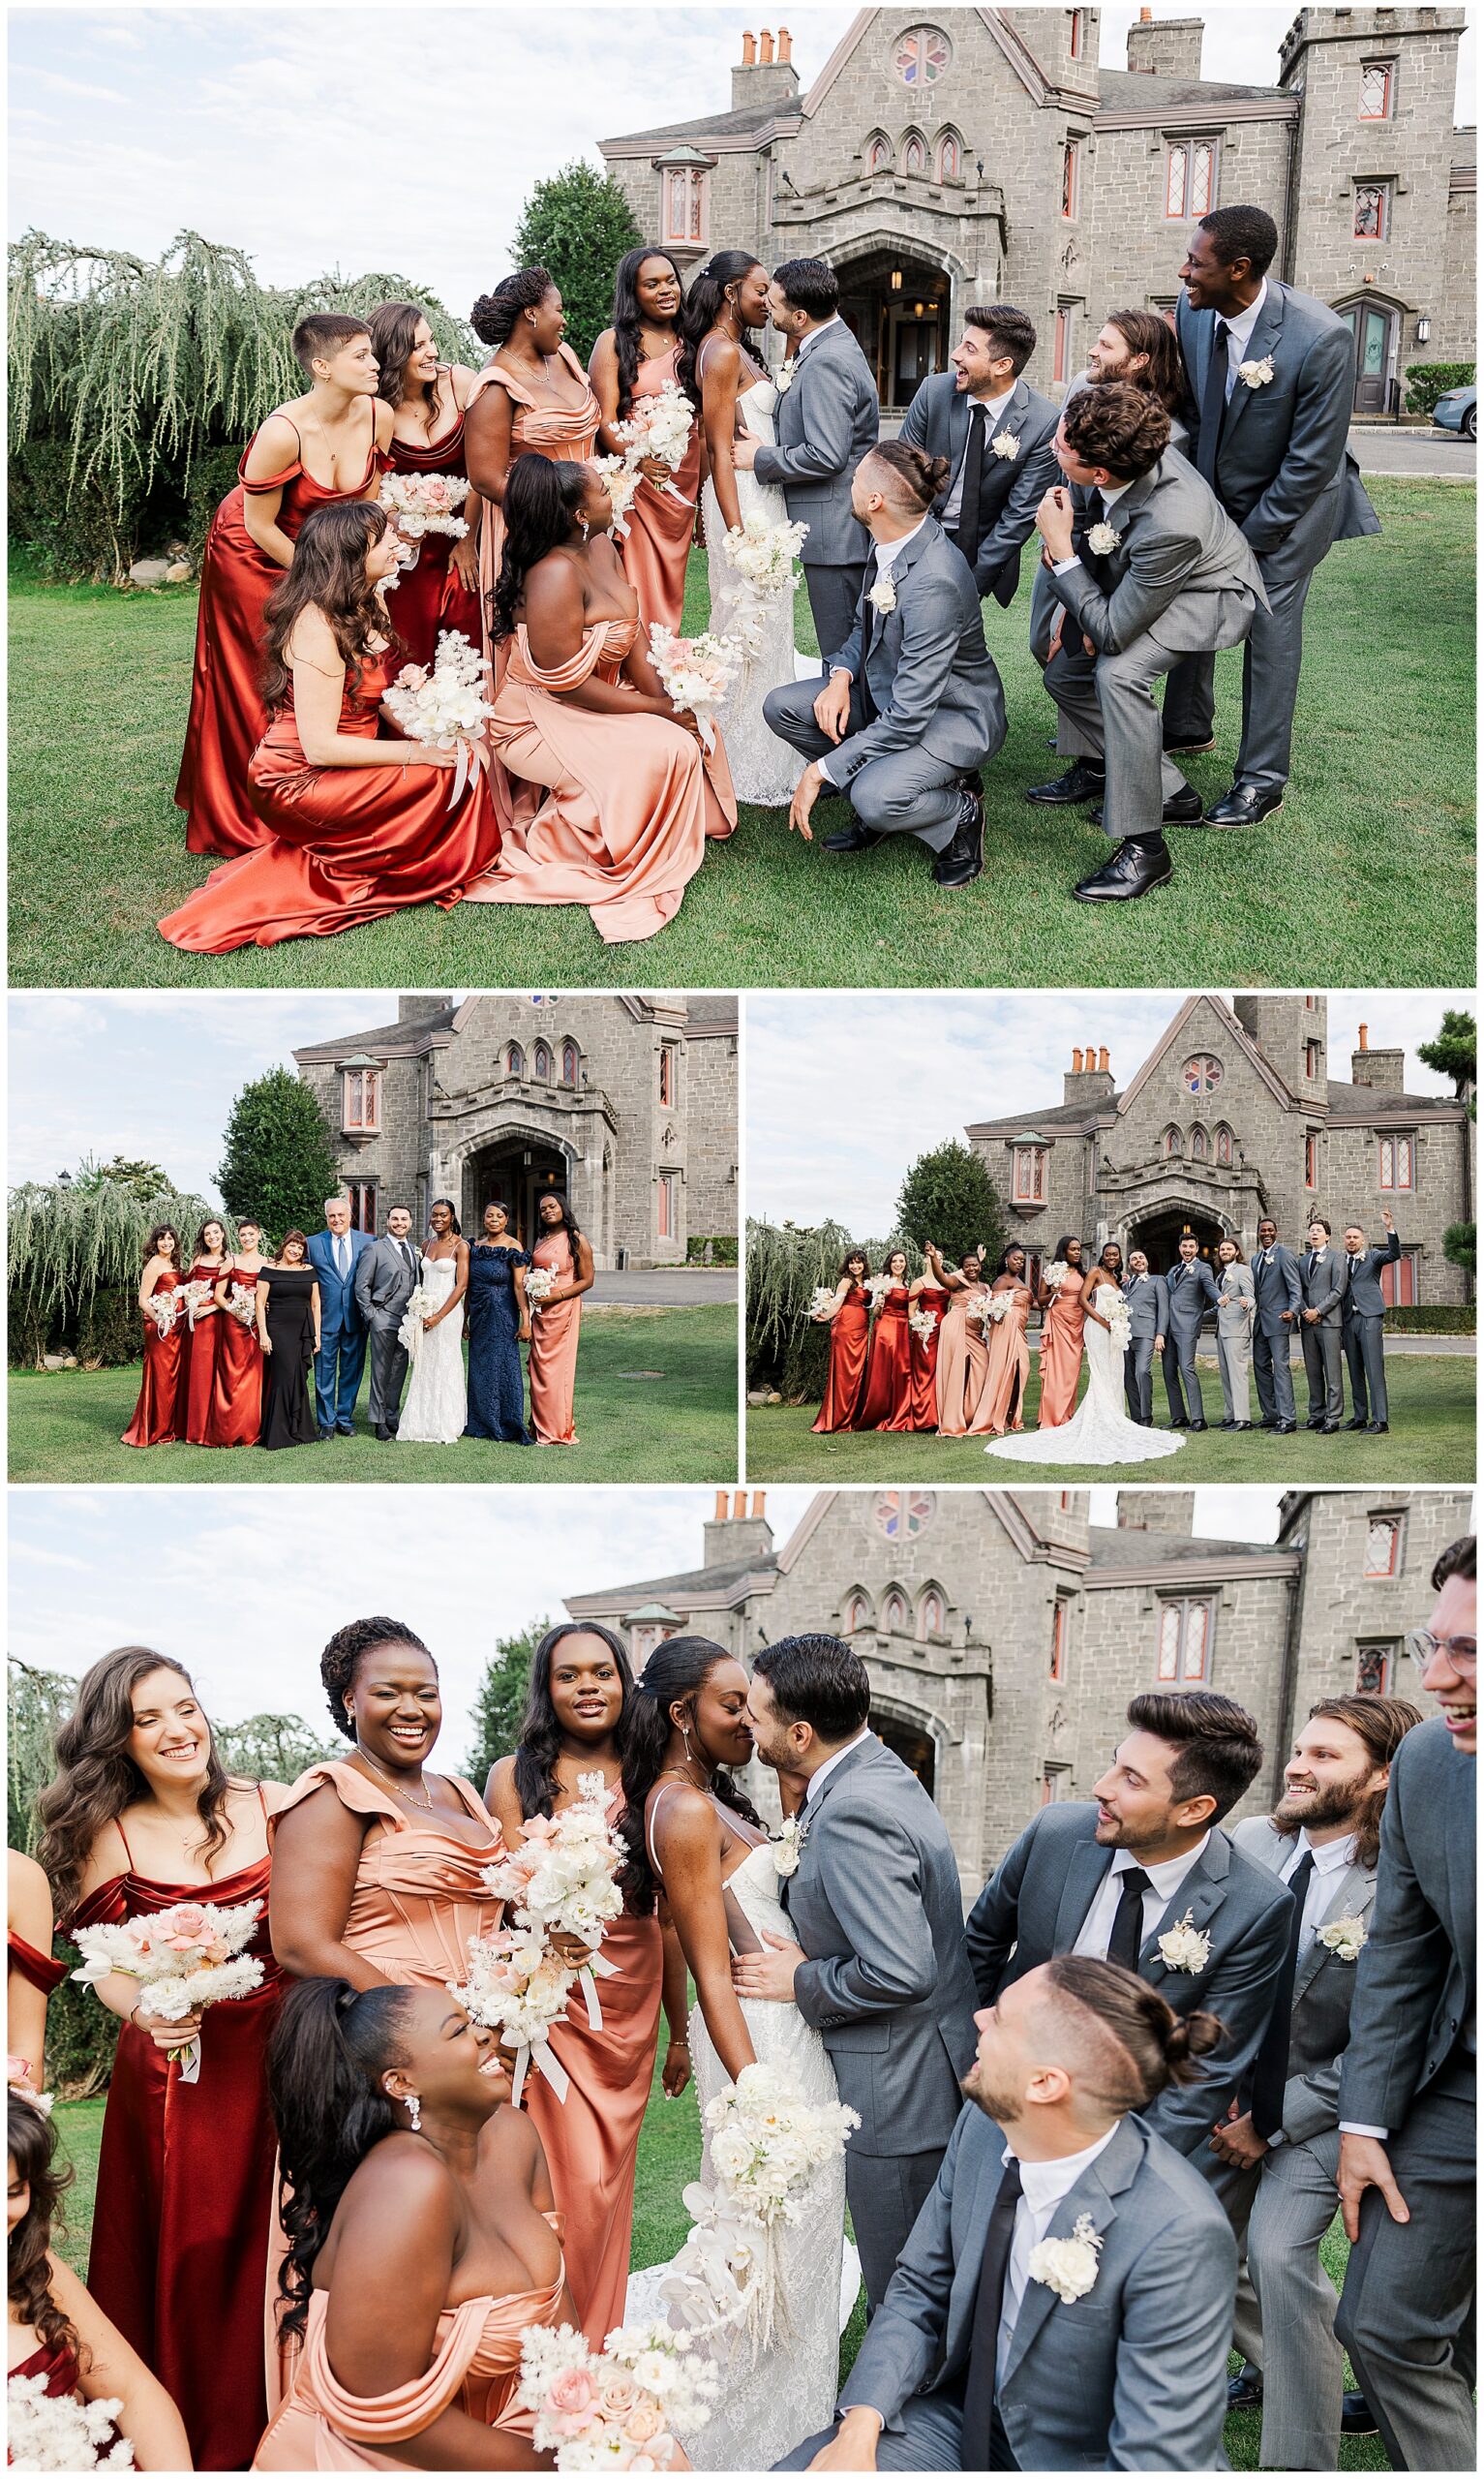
[1039,1269,1088,1428]
[208,1261,265,1447]
[158,648,502,953]
[121,1271,187,1448]
[182,1260,225,1445]
[618,346,700,634]
[175,421,391,857]
[386,408,483,668]
[72,1806,284,2472]
[909,1286,950,1430]
[812,1283,870,1432]
[9,1926,67,1998]
[859,1285,917,1432]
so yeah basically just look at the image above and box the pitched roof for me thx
[293,1007,457,1060]
[967,1095,1121,1139]
[569,1553,779,1602]
[1095,67,1292,115]
[1086,1524,1276,1569]
[1325,1081,1465,1118]
[600,100,794,151]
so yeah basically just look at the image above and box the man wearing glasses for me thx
[1334,1535,1476,2472]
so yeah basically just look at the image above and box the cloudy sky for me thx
[11,6,1471,320]
[745,989,1469,1232]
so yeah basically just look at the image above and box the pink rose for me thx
[599,2375,641,2418]
[622,2402,665,2444]
[547,2367,598,2434]
[8,2055,35,2089]
[163,1904,208,1942]
[423,477,449,505]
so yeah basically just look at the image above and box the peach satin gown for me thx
[935,1284,990,1436]
[1039,1269,1088,1428]
[619,346,700,634]
[974,1284,1033,1437]
[469,345,601,680]
[526,1232,582,1444]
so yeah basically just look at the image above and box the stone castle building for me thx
[600,7,1474,414]
[567,1484,1469,1888]
[965,993,1473,1303]
[293,995,737,1268]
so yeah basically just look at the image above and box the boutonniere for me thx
[771,1814,808,1878]
[867,576,896,615]
[1086,521,1122,557]
[990,429,1018,460]
[775,362,795,394]
[1317,1915,1367,1963]
[1156,1908,1211,1974]
[1236,355,1275,389]
[1028,2212,1103,2304]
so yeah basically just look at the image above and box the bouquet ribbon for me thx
[510,2032,571,2110]
[445,735,489,812]
[172,2035,202,2086]
[576,1951,619,2032]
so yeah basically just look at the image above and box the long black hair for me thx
[513,1621,635,1821]
[618,1636,763,1911]
[533,1191,584,1251]
[8,2094,77,2367]
[611,245,697,416]
[268,1976,419,2341]
[1052,1234,1084,1265]
[680,251,765,368]
[430,1196,462,1237]
[490,454,589,643]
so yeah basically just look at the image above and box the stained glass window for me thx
[893,24,952,85]
[874,1490,935,1541]
[1183,1055,1224,1095]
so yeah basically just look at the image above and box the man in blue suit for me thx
[307,1196,373,1438]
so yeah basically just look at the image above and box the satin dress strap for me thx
[509,618,632,690]
[8,1929,67,1995]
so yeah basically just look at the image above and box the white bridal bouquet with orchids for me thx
[378,471,469,539]
[7,2374,135,2470]
[647,627,739,751]
[71,1899,265,2083]
[1103,1293,1133,1350]
[397,1284,431,1360]
[456,1775,627,2102]
[614,379,694,500]
[517,2317,718,2471]
[720,510,810,658]
[383,628,498,805]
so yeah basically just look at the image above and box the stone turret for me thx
[703,1490,775,1570]
[1064,1047,1117,1109]
[1126,11,1206,78]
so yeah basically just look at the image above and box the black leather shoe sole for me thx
[822,824,882,854]
[1165,736,1217,755]
[1227,2373,1264,2411]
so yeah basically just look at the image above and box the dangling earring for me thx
[578,514,591,541]
[406,2093,422,2132]
[680,1721,695,1767]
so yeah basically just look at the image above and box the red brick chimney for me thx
[742,31,756,64]
[759,29,774,63]
[1072,1047,1083,1073]
[777,27,792,61]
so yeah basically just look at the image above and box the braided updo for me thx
[470,268,555,351]
[320,1616,435,1739]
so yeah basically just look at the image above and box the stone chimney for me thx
[703,1488,775,1570]
[1349,1024,1408,1093]
[1126,12,1205,77]
[398,994,453,1021]
[1116,1490,1196,1536]
[732,28,802,110]
[1063,1046,1117,1109]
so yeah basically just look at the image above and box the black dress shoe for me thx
[1346,1416,1369,1430]
[1306,1416,1325,1429]
[1203,781,1285,827]
[1088,786,1204,829]
[1219,1418,1234,1430]
[1188,1420,1208,1431]
[1258,1417,1277,1429]
[1275,1420,1296,1433]
[823,818,882,854]
[1321,1421,1340,1433]
[932,787,984,888]
[1367,1419,1390,1433]
[1234,1420,1252,1430]
[1227,2369,1264,2411]
[1165,734,1216,755]
[1026,758,1105,807]
[1341,2393,1378,2437]
[376,1423,392,1442]
[1072,837,1172,903]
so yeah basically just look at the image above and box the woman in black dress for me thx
[463,1201,531,1444]
[256,1229,321,1451]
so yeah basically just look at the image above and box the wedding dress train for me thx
[984,1282,1185,1466]
[396,1255,467,1445]
[702,379,807,808]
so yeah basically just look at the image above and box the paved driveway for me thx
[1349,425,1475,478]
[591,1269,737,1306]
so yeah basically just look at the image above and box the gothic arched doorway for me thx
[1130,1208,1226,1274]
[874,1709,936,1797]
[836,245,952,409]
[464,1136,567,1250]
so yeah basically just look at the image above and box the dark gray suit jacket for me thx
[1166,1256,1221,1341]
[1122,1270,1168,1342]
[1053,451,1267,656]
[896,371,1059,604]
[751,320,878,570]
[965,1802,1294,2160]
[1299,1244,1348,1326]
[1232,1815,1378,2146]
[785,1732,979,2159]
[838,2104,1236,2470]
[826,516,1006,781]
[1339,1717,1476,2127]
[353,1234,419,1331]
[1251,1242,1304,1338]
[1343,1231,1401,1323]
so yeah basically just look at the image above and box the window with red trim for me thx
[1359,60,1395,119]
[1156,1597,1212,1683]
[1061,138,1080,219]
[1357,1642,1398,1694]
[1013,1144,1046,1204]
[1378,1135,1414,1191]
[1305,1134,1318,1187]
[342,1068,381,1132]
[1363,1515,1403,1578]
[346,1181,377,1234]
[1050,1599,1068,1683]
[1354,181,1390,241]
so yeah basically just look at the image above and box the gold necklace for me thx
[357,1748,437,1812]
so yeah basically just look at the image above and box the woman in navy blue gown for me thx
[463,1201,532,1442]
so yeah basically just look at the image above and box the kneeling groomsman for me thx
[1121,1249,1166,1424]
[780,1960,1236,2473]
[1251,1215,1302,1432]
[1164,1234,1220,1429]
[1297,1217,1346,1431]
[1341,1209,1400,1433]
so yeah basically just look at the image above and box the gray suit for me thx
[1250,1240,1303,1425]
[751,319,879,655]
[784,1732,979,2311]
[1342,1230,1400,1425]
[353,1233,420,1431]
[777,2106,1235,2472]
[1227,1817,1379,2469]
[1164,1255,1221,1425]
[897,371,1059,606]
[1216,1261,1256,1423]
[965,1802,1294,2172]
[1047,451,1265,841]
[1336,1718,1476,2472]
[1121,1269,1167,1423]
[1297,1243,1347,1425]
[764,518,1007,852]
[1028,371,1189,661]
[1166,280,1381,789]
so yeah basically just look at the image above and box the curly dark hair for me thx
[268,1977,418,2341]
[320,1617,436,1741]
[1433,1534,1476,1590]
[1062,380,1170,481]
[609,246,697,417]
[862,440,950,512]
[260,502,400,713]
[619,1637,763,1911]
[490,454,590,644]
[144,1222,180,1267]
[470,267,555,351]
[35,1649,234,1925]
[837,1248,872,1282]
[8,2094,78,2368]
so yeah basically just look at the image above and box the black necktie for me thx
[400,1242,414,1279]
[1250,1851,1315,2138]
[859,570,880,719]
[1196,319,1229,484]
[954,403,986,559]
[960,2156,1024,2472]
[1105,1867,1152,1971]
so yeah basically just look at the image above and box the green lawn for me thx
[9,474,1471,988]
[8,1304,738,1484]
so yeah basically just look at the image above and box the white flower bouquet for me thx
[1103,1295,1133,1351]
[7,2373,135,2470]
[517,2317,718,2471]
[808,1285,837,1323]
[482,1772,626,1974]
[226,1281,258,1331]
[863,1272,896,1305]
[593,454,643,538]
[976,1291,1014,1328]
[614,379,695,501]
[523,1265,557,1318]
[379,471,470,540]
[144,1289,181,1339]
[71,1899,264,2083]
[1043,1261,1072,1291]
[181,1278,214,1332]
[720,510,810,658]
[769,1814,806,1879]
[648,626,740,753]
[383,628,498,806]
[397,1283,431,1360]
[909,1307,938,1343]
[450,1923,580,2105]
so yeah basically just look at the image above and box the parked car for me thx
[1433,383,1476,440]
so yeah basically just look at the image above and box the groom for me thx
[735,1634,979,2312]
[352,1204,420,1442]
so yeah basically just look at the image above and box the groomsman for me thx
[1215,1695,1421,2470]
[1027,382,1265,904]
[1163,1233,1220,1429]
[1335,1536,1476,2474]
[965,1691,1293,2169]
[1251,1214,1302,1432]
[1120,1248,1166,1424]
[306,1197,372,1438]
[1297,1216,1347,1432]
[1165,202,1380,826]
[353,1205,420,1442]
[1341,1209,1401,1432]
[779,1959,1236,2473]
[896,305,1058,609]
[735,257,879,658]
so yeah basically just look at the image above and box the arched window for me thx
[1215,1124,1233,1166]
[560,1042,579,1087]
[918,1589,945,1638]
[883,1589,908,1634]
[1182,1053,1224,1095]
[936,129,962,182]
[505,1042,525,1078]
[1190,1124,1209,1161]
[865,130,893,173]
[843,1592,870,1635]
[533,1040,552,1083]
[1163,1124,1182,1157]
[902,130,927,175]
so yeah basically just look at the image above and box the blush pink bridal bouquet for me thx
[517,2317,717,2471]
[647,627,739,752]
[480,1772,626,2027]
[71,1899,265,2083]
[379,471,470,540]
[383,628,498,805]
[614,380,695,502]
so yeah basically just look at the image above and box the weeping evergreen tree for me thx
[746,1220,924,1402]
[8,1174,225,1367]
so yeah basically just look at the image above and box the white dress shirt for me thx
[1071,1834,1211,1960]
[818,520,929,784]
[1053,474,1136,576]
[794,314,841,364]
[997,2127,1120,2383]
[940,383,1016,527]
[803,1727,872,1808]
[1217,278,1270,397]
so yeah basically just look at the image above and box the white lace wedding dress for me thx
[624,1831,857,2469]
[396,1254,467,1445]
[984,1282,1185,1467]
[703,378,807,808]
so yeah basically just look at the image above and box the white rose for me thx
[867,576,896,615]
[1086,521,1121,557]
[990,429,1019,460]
[1237,354,1275,388]
[1317,1915,1367,1962]
[1156,1908,1212,1974]
[775,364,794,393]
[1028,2214,1103,2305]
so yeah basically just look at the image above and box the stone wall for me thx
[1283,1486,1473,1713]
[1088,118,1295,321]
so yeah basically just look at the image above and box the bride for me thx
[688,253,806,808]
[621,1637,851,2469]
[397,1198,469,1445]
[985,1240,1185,1467]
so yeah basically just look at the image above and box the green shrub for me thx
[1404,359,1475,415]
[185,442,249,566]
[74,1286,145,1368]
[685,1236,739,1266]
[1382,1302,1475,1333]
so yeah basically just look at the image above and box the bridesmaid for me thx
[256,1979,569,2471]
[484,1623,690,2349]
[175,313,393,858]
[857,1248,916,1432]
[527,1193,594,1446]
[209,1213,266,1448]
[1038,1235,1089,1429]
[257,1230,320,1451]
[926,1243,991,1436]
[36,1647,288,2469]
[8,1849,64,2090]
[160,502,500,954]
[469,456,734,944]
[121,1223,186,1449]
[590,248,700,632]
[368,298,484,668]
[463,1201,531,1444]
[811,1248,871,1434]
[975,1245,1035,1438]
[907,1253,950,1433]
[182,1215,228,1447]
